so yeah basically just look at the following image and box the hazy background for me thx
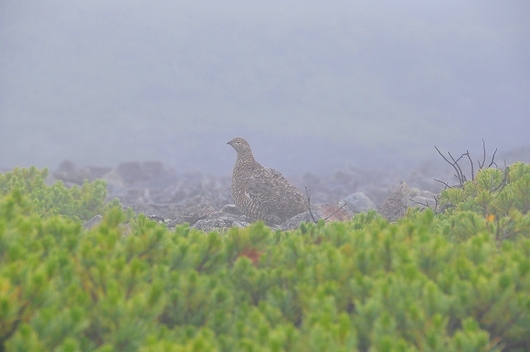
[1,1,529,176]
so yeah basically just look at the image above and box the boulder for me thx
[343,192,377,213]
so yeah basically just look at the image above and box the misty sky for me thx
[1,1,529,175]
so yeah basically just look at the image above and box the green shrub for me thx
[1,165,530,351]
[437,162,530,243]
[2,201,529,350]
[0,167,117,221]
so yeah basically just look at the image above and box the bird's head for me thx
[227,137,253,159]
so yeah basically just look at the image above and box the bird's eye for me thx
[236,141,240,144]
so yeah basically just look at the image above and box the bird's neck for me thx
[236,151,255,164]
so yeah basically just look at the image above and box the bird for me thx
[227,137,308,224]
[379,180,410,222]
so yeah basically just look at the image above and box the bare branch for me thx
[479,139,487,169]
[488,148,498,168]
[435,141,500,189]
[434,146,456,171]
[434,178,453,189]
[448,151,466,185]
[409,197,431,208]
[465,151,474,180]
[305,187,318,223]
[434,195,440,210]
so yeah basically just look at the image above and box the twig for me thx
[409,197,431,208]
[434,178,453,189]
[305,187,318,223]
[435,146,467,186]
[465,151,474,180]
[435,146,458,175]
[488,148,498,168]
[448,151,464,185]
[411,194,451,214]
[479,139,487,169]
[435,141,500,188]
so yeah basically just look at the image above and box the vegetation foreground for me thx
[0,164,529,351]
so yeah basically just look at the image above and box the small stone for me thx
[281,210,323,230]
[220,204,243,215]
[318,203,353,221]
[181,203,216,224]
[343,192,377,213]
[192,218,227,231]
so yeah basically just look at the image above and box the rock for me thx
[343,192,377,213]
[231,221,248,228]
[53,160,111,185]
[130,203,185,220]
[409,188,438,210]
[219,204,243,215]
[44,158,452,232]
[192,219,228,232]
[280,210,323,230]
[181,203,216,224]
[318,203,353,221]
[114,161,168,186]
[191,206,253,231]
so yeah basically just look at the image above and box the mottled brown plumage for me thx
[379,180,410,222]
[227,137,308,224]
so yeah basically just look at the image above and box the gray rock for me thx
[192,218,228,232]
[47,158,454,232]
[280,210,323,230]
[231,221,248,228]
[219,204,243,215]
[130,203,185,220]
[114,161,172,187]
[181,203,216,224]
[190,205,321,232]
[53,160,111,185]
[190,205,253,231]
[409,188,438,210]
[343,192,377,213]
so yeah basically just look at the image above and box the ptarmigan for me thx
[379,180,410,222]
[227,137,308,224]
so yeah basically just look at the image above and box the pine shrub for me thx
[0,167,115,221]
[437,162,530,243]
[1,165,529,351]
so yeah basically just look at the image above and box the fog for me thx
[1,1,529,176]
